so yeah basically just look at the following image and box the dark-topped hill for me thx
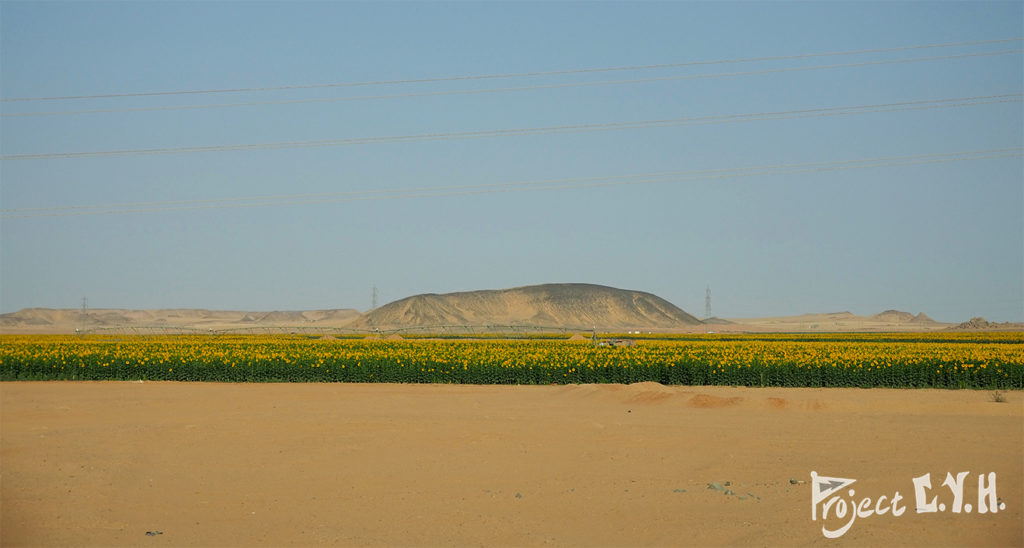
[350,283,702,329]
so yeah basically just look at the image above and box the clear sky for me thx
[1,1,1022,322]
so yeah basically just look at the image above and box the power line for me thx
[3,37,1019,103]
[3,94,1018,161]
[2,148,1019,219]
[4,50,1021,118]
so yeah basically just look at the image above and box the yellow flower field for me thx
[1,333,1021,388]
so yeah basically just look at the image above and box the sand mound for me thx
[625,381,670,392]
[688,393,743,408]
[567,334,589,342]
[622,382,675,404]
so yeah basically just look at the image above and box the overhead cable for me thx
[2,37,1019,103]
[2,148,1019,218]
[4,49,1022,117]
[2,94,1019,161]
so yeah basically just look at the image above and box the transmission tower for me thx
[81,297,88,315]
[705,286,711,320]
[372,286,378,310]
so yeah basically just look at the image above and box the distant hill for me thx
[724,308,953,333]
[950,317,1024,331]
[350,283,701,329]
[1,298,978,335]
[0,307,361,333]
[870,310,915,323]
[871,310,938,324]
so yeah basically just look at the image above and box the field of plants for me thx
[1,332,1021,388]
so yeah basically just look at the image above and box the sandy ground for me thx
[1,382,1021,547]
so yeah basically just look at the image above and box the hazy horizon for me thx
[2,2,1022,322]
[0,281,1005,325]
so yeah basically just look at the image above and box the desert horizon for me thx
[3,283,1021,335]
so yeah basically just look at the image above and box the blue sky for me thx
[1,1,1022,322]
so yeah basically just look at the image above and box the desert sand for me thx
[2,382,1021,547]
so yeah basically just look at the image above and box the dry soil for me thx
[1,382,1021,547]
